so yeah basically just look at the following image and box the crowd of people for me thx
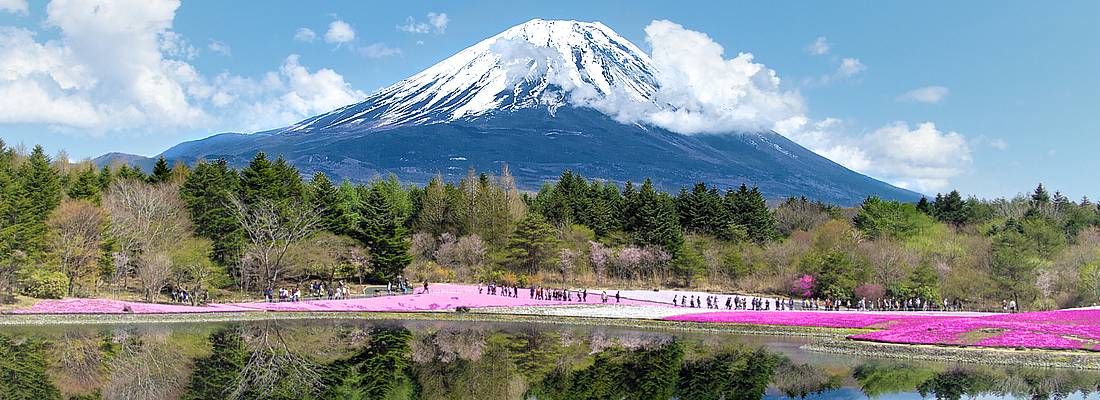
[168,288,208,306]
[672,294,796,310]
[668,294,976,312]
[264,280,364,303]
[253,278,992,314]
[477,283,622,304]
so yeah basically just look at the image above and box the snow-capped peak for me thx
[285,19,659,133]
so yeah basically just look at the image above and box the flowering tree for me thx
[790,274,816,298]
[854,283,886,300]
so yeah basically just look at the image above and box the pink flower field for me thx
[663,308,1100,351]
[11,285,1100,352]
[9,284,650,315]
[663,311,954,329]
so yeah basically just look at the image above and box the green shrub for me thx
[19,270,67,299]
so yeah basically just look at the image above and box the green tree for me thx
[239,152,304,209]
[853,196,933,240]
[149,156,172,184]
[415,175,448,234]
[505,213,558,274]
[67,165,101,203]
[355,186,412,281]
[991,227,1043,308]
[933,190,970,227]
[308,172,355,234]
[630,179,684,256]
[322,327,414,399]
[677,348,779,400]
[916,196,932,215]
[724,184,776,243]
[183,328,249,400]
[0,336,62,400]
[180,159,243,265]
[13,145,62,259]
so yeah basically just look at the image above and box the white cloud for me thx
[806,36,829,55]
[0,0,366,136]
[582,20,804,134]
[973,134,1007,150]
[897,85,949,104]
[159,30,195,60]
[398,12,449,34]
[294,27,316,42]
[397,17,430,34]
[427,12,449,33]
[837,57,866,77]
[357,42,401,59]
[205,55,367,131]
[324,20,355,44]
[777,117,972,193]
[0,0,28,14]
[207,39,230,56]
[0,0,208,133]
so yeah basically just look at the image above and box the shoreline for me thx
[3,309,1100,370]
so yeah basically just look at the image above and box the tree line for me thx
[2,140,1100,310]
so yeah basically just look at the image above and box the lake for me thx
[0,318,1097,400]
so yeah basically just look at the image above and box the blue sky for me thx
[0,0,1097,200]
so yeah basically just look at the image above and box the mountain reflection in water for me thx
[0,319,1097,400]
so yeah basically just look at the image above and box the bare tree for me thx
[230,197,323,289]
[558,248,577,284]
[103,331,190,400]
[232,323,325,399]
[47,200,106,296]
[136,253,173,302]
[104,180,191,300]
[104,180,191,256]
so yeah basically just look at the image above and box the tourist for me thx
[423,281,429,294]
[601,291,608,303]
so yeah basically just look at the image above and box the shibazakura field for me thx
[11,283,1100,352]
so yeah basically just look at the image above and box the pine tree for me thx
[115,164,146,181]
[415,175,447,234]
[916,196,932,215]
[724,184,777,244]
[588,181,621,237]
[356,186,411,281]
[66,166,100,204]
[180,159,242,265]
[308,172,355,234]
[632,179,683,256]
[97,164,114,191]
[933,190,969,227]
[505,213,559,274]
[13,146,62,259]
[149,156,172,184]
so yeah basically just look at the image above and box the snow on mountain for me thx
[283,19,659,133]
[107,19,922,205]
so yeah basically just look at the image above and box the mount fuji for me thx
[97,19,919,204]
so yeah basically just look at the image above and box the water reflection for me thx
[0,319,1097,399]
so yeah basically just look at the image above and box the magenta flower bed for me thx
[849,308,1100,350]
[664,311,950,329]
[9,284,651,314]
[665,307,1100,351]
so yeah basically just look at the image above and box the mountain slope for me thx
[97,19,920,205]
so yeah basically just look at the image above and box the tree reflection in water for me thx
[0,319,1098,400]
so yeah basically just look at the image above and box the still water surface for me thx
[0,319,1097,400]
